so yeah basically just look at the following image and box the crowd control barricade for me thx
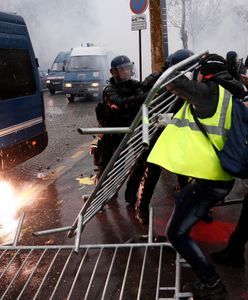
[0,211,193,300]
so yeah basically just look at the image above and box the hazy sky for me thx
[0,0,247,77]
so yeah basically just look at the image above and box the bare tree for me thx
[167,0,221,49]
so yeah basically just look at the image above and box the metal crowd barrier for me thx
[0,210,194,300]
[0,244,192,300]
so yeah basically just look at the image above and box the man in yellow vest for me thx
[148,54,246,299]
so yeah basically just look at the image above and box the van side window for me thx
[0,48,36,100]
[51,61,65,71]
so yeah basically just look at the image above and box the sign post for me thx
[130,0,148,82]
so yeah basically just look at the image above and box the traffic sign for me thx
[130,0,148,15]
[131,14,147,31]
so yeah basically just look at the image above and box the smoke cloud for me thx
[0,0,152,77]
[1,0,247,76]
[168,0,248,60]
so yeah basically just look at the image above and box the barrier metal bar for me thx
[84,247,104,299]
[142,104,149,148]
[148,206,154,243]
[50,250,74,300]
[137,246,148,300]
[74,214,83,253]
[13,211,25,246]
[101,247,118,300]
[78,127,131,135]
[216,198,244,206]
[67,248,89,300]
[155,245,163,300]
[119,247,133,300]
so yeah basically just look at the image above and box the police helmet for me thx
[170,49,194,66]
[110,55,134,81]
[111,55,133,69]
[226,51,238,62]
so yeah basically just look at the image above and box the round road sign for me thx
[130,0,148,15]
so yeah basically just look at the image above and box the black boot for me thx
[187,275,227,300]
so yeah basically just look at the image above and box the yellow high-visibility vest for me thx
[148,85,234,181]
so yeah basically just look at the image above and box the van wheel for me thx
[67,95,75,102]
[49,89,55,95]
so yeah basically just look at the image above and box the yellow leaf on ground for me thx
[76,175,96,185]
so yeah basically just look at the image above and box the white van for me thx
[63,46,112,102]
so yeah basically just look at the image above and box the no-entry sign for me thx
[130,0,148,15]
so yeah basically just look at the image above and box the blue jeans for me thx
[166,179,234,281]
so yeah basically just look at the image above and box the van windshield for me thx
[67,55,107,71]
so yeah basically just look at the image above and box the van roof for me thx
[71,47,108,57]
[0,11,25,25]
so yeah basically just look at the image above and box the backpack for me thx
[218,98,248,178]
[193,98,248,179]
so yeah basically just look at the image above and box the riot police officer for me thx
[93,55,150,182]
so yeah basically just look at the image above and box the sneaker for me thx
[185,277,227,300]
[211,248,245,267]
[135,208,149,224]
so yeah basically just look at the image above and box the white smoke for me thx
[197,0,247,59]
[186,0,248,59]
[1,0,247,77]
[0,0,152,77]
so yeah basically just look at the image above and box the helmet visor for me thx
[115,62,134,81]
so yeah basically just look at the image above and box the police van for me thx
[0,11,48,170]
[63,45,111,102]
[46,50,71,95]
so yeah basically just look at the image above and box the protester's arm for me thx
[166,73,219,118]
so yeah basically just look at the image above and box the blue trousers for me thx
[166,179,234,281]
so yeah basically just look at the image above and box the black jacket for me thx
[96,73,161,128]
[99,77,145,127]
[168,70,247,118]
